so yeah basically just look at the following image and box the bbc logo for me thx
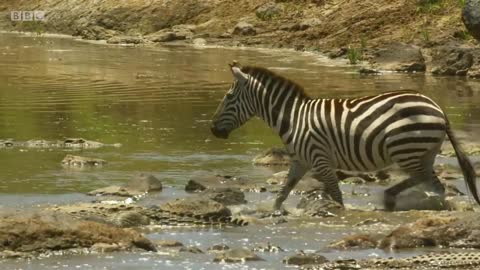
[10,11,45,21]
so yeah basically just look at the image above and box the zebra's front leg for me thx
[274,160,307,211]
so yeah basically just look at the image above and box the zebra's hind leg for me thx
[384,176,419,211]
[312,168,343,206]
[425,171,445,196]
[385,145,442,211]
[273,160,307,211]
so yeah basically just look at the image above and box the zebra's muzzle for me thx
[211,126,229,139]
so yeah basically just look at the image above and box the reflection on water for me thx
[1,33,480,269]
[1,33,480,194]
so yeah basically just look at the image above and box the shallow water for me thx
[1,33,480,269]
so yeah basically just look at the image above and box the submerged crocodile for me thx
[50,202,249,228]
[0,138,121,149]
[304,252,480,270]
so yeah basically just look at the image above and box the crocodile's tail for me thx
[146,209,249,227]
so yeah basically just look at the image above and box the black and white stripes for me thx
[211,62,480,210]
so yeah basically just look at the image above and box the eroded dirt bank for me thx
[1,0,479,75]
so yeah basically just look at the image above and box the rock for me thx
[88,174,162,197]
[354,218,385,227]
[87,185,145,197]
[0,212,156,253]
[0,250,30,259]
[256,2,283,20]
[61,154,106,167]
[126,173,162,193]
[0,139,14,148]
[158,197,231,218]
[327,47,348,58]
[266,171,288,185]
[213,248,263,263]
[253,147,291,166]
[377,215,480,249]
[232,22,256,36]
[192,38,207,46]
[107,35,144,44]
[156,240,184,248]
[91,243,122,253]
[147,31,177,42]
[203,188,247,205]
[208,243,230,252]
[444,182,465,196]
[445,198,474,212]
[283,252,328,265]
[180,246,203,253]
[146,27,192,42]
[185,174,266,193]
[358,67,381,74]
[279,22,310,32]
[431,46,474,76]
[172,24,196,32]
[441,141,480,156]
[462,0,480,41]
[329,234,379,250]
[77,25,117,40]
[468,64,480,78]
[370,43,425,72]
[301,18,322,28]
[266,171,325,194]
[252,242,284,252]
[279,23,298,31]
[219,32,232,39]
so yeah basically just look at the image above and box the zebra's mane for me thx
[241,66,311,100]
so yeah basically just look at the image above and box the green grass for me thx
[416,0,444,13]
[455,29,473,40]
[347,47,362,65]
[421,27,430,42]
[19,21,45,35]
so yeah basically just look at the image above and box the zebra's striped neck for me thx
[242,66,311,143]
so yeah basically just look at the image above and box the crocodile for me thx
[303,252,480,270]
[0,138,121,149]
[49,202,249,228]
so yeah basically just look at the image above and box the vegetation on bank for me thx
[0,0,476,51]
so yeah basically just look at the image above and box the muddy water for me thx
[1,33,480,269]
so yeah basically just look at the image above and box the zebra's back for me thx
[307,90,447,172]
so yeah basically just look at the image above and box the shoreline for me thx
[1,0,479,77]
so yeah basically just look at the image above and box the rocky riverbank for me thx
[1,0,479,76]
[1,143,480,267]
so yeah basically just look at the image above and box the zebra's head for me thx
[211,61,254,139]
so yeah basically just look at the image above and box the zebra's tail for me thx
[445,122,480,205]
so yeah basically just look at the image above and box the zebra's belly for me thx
[332,149,393,172]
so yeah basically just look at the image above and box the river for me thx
[1,32,479,269]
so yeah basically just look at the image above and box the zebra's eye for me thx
[225,92,235,100]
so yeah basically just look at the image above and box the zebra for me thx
[210,61,480,211]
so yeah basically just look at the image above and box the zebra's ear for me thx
[229,60,241,68]
[231,66,248,83]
